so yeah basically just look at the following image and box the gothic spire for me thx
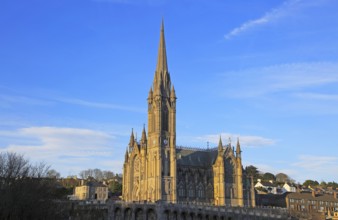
[153,19,171,97]
[128,129,134,148]
[218,136,223,152]
[125,147,129,162]
[156,19,168,74]
[170,85,177,101]
[236,137,242,158]
[141,124,147,144]
[148,87,153,101]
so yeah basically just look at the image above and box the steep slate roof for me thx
[176,147,218,168]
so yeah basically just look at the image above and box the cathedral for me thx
[122,21,256,207]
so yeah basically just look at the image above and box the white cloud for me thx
[195,132,275,148]
[0,126,121,176]
[224,0,303,39]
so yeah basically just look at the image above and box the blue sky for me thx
[1,0,338,183]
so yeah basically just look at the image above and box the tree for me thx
[79,169,94,179]
[320,181,327,188]
[245,165,260,180]
[93,168,103,180]
[109,180,123,195]
[327,181,338,188]
[47,169,61,179]
[303,179,319,187]
[276,173,290,183]
[103,170,115,180]
[79,168,116,181]
[0,152,67,219]
[262,172,276,181]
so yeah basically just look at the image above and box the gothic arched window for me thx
[188,185,195,198]
[197,183,205,198]
[178,184,185,197]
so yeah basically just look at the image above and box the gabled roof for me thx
[176,145,237,168]
[176,147,218,167]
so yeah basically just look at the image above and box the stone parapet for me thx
[108,200,290,220]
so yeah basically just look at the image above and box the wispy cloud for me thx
[294,93,338,101]
[220,62,338,98]
[195,132,276,148]
[0,94,53,108]
[291,155,338,181]
[58,98,146,113]
[3,126,114,158]
[293,155,338,170]
[224,0,302,39]
[0,89,145,113]
[0,126,123,176]
[214,61,338,115]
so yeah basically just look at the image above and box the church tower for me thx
[122,21,255,207]
[146,20,177,203]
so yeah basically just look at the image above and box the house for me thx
[74,181,108,203]
[286,191,338,219]
[255,179,279,194]
[282,182,297,193]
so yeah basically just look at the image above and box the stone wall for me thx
[68,202,108,220]
[108,201,290,220]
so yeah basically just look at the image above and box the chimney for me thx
[312,190,316,198]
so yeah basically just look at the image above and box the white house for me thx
[255,179,279,194]
[282,182,297,193]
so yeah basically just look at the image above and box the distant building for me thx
[74,181,108,202]
[256,193,289,207]
[286,191,338,219]
[255,179,279,194]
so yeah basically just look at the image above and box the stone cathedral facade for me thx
[122,22,256,207]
